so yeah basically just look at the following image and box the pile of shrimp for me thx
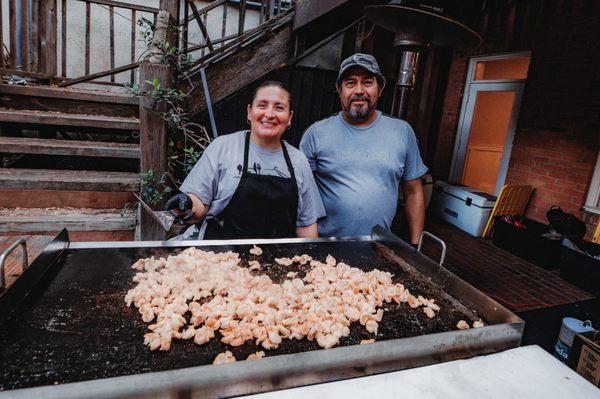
[125,247,441,352]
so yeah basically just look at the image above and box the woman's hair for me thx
[250,80,292,109]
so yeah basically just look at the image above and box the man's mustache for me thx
[349,94,371,104]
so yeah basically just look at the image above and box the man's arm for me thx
[296,222,318,238]
[402,178,425,245]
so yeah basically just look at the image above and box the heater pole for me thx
[393,49,421,118]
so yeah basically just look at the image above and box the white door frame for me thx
[449,52,530,195]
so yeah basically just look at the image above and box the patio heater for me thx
[364,1,482,118]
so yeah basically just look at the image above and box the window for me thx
[584,152,600,214]
[473,55,530,81]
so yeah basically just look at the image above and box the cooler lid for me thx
[434,180,497,208]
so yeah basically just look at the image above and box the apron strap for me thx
[281,141,296,180]
[243,130,251,172]
[245,130,296,180]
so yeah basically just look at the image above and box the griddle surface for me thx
[0,241,478,390]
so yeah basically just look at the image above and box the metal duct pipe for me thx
[393,49,421,118]
[365,1,482,118]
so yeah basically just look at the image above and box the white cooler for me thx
[432,181,497,237]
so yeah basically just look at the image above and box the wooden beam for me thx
[61,0,67,77]
[184,32,238,54]
[188,24,293,117]
[138,61,171,240]
[130,9,136,82]
[0,83,139,104]
[85,1,90,76]
[58,61,140,87]
[180,0,227,26]
[0,137,140,158]
[0,168,140,191]
[21,0,30,71]
[185,9,293,73]
[31,0,39,72]
[188,0,214,52]
[0,209,136,233]
[40,0,57,76]
[0,109,140,130]
[0,67,61,81]
[159,0,180,49]
[0,189,134,208]
[9,0,16,69]
[75,0,158,14]
[0,0,3,68]
[238,0,247,35]
[109,6,115,82]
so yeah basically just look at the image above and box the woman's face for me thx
[247,86,293,141]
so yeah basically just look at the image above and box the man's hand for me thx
[164,193,194,223]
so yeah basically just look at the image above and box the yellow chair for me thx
[592,221,600,244]
[482,185,533,239]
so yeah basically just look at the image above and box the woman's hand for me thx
[164,193,195,224]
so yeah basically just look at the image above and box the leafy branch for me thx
[128,17,211,209]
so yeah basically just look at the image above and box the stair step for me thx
[0,84,139,105]
[0,137,140,158]
[0,189,134,208]
[0,84,139,118]
[0,207,136,232]
[0,109,139,130]
[0,168,140,191]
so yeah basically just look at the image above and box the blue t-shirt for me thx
[300,111,428,237]
[180,131,326,238]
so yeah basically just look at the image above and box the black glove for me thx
[164,193,194,223]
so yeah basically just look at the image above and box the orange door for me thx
[461,90,517,194]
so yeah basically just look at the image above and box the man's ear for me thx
[335,83,341,94]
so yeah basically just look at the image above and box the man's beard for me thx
[345,94,375,121]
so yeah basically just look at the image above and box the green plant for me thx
[127,16,211,207]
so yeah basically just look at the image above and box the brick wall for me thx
[432,0,600,228]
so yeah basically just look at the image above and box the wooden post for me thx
[40,0,57,76]
[139,62,171,241]
[137,1,180,240]
[159,0,180,50]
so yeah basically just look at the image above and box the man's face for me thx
[337,67,382,123]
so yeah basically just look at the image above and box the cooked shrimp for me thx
[247,351,265,360]
[456,320,470,330]
[473,319,485,328]
[249,245,263,256]
[423,307,436,318]
[213,351,236,364]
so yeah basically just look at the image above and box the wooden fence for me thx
[0,0,293,87]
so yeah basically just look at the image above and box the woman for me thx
[165,81,325,239]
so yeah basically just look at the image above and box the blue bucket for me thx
[554,317,594,363]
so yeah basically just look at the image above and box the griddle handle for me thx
[417,231,447,266]
[0,238,28,290]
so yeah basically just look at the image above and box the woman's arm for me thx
[186,193,210,224]
[296,222,318,238]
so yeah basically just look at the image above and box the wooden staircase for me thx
[0,84,140,241]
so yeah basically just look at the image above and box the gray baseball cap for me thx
[337,53,386,86]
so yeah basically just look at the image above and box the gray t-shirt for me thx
[300,111,428,237]
[180,131,326,237]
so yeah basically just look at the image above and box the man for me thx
[299,53,428,245]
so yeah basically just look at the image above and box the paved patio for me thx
[406,217,595,312]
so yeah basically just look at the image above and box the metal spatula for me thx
[133,193,177,232]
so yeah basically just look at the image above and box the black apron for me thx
[204,131,299,239]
